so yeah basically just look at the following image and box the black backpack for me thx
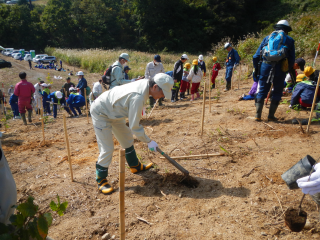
[102,66,116,89]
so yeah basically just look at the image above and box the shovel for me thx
[156,147,189,177]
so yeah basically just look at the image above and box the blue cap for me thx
[154,55,161,62]
[124,66,131,71]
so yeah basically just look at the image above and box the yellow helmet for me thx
[304,66,315,77]
[296,74,307,83]
[192,59,198,65]
[212,57,217,62]
[184,63,191,69]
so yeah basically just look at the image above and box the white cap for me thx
[10,85,13,87]
[41,83,48,87]
[224,43,232,49]
[69,87,76,92]
[181,54,188,60]
[198,55,203,60]
[55,91,62,99]
[76,71,84,76]
[119,53,130,62]
[153,73,174,100]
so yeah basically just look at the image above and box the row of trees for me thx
[0,0,318,53]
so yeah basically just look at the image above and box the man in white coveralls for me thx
[90,73,174,194]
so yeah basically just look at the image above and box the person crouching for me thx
[67,87,85,117]
[47,91,72,118]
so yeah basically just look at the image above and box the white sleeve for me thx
[285,73,292,83]
[145,63,150,79]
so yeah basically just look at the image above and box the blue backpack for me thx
[262,30,288,62]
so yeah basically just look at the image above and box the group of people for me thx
[10,71,91,125]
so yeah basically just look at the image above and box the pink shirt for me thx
[14,79,35,102]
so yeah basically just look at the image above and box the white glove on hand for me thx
[297,163,320,195]
[148,140,158,152]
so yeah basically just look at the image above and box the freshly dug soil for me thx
[284,207,307,232]
[163,172,199,188]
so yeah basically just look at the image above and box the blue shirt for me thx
[67,93,85,105]
[48,92,66,104]
[76,77,88,91]
[226,48,240,67]
[198,61,206,73]
[9,94,18,105]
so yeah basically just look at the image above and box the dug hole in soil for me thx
[2,56,320,239]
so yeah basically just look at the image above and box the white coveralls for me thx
[90,79,151,168]
[33,83,42,112]
[109,61,132,89]
[0,135,17,224]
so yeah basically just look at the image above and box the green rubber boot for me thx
[268,100,280,121]
[21,113,27,125]
[255,98,264,121]
[28,110,32,123]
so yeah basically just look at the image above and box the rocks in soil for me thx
[260,232,267,236]
[304,219,314,230]
[101,233,110,240]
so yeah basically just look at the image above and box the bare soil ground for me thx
[2,55,320,240]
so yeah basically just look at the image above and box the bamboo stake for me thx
[84,88,89,123]
[63,115,73,182]
[209,72,211,113]
[307,74,320,132]
[247,65,249,84]
[119,149,126,240]
[238,64,241,90]
[147,99,159,119]
[200,81,206,135]
[160,153,225,159]
[40,108,45,144]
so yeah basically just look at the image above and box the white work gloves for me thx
[148,140,158,152]
[297,163,320,195]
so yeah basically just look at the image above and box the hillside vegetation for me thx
[46,9,320,76]
[0,0,319,53]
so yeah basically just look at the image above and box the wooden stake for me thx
[209,72,211,113]
[40,108,45,144]
[84,88,89,123]
[160,153,225,159]
[307,74,320,132]
[238,64,241,90]
[200,81,206,135]
[247,65,249,84]
[63,115,73,182]
[119,149,126,240]
[147,99,159,119]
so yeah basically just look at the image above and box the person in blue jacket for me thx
[67,87,85,117]
[253,20,295,121]
[198,55,206,77]
[48,91,71,118]
[76,71,87,97]
[41,83,51,115]
[9,94,20,119]
[290,79,316,109]
[224,43,240,91]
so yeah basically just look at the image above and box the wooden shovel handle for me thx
[156,147,189,176]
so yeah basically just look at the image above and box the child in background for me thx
[179,63,191,99]
[211,56,221,89]
[9,94,20,119]
[188,59,202,101]
[41,83,51,115]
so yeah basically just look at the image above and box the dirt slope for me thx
[1,55,320,240]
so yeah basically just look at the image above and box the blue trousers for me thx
[256,62,286,101]
[43,102,51,114]
[69,103,84,116]
[52,105,71,118]
[243,95,255,100]
[225,66,233,82]
[11,103,19,117]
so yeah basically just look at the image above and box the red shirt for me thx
[14,79,35,102]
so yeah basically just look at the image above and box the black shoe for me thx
[211,84,215,89]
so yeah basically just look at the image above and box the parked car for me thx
[0,59,12,68]
[33,54,48,63]
[24,54,32,61]
[10,50,20,57]
[14,53,22,60]
[38,56,56,64]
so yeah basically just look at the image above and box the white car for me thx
[24,54,32,61]
[33,54,48,63]
[14,53,22,60]
[10,50,20,57]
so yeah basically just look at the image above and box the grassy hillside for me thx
[212,10,320,65]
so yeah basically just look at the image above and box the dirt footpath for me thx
[1,55,320,240]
